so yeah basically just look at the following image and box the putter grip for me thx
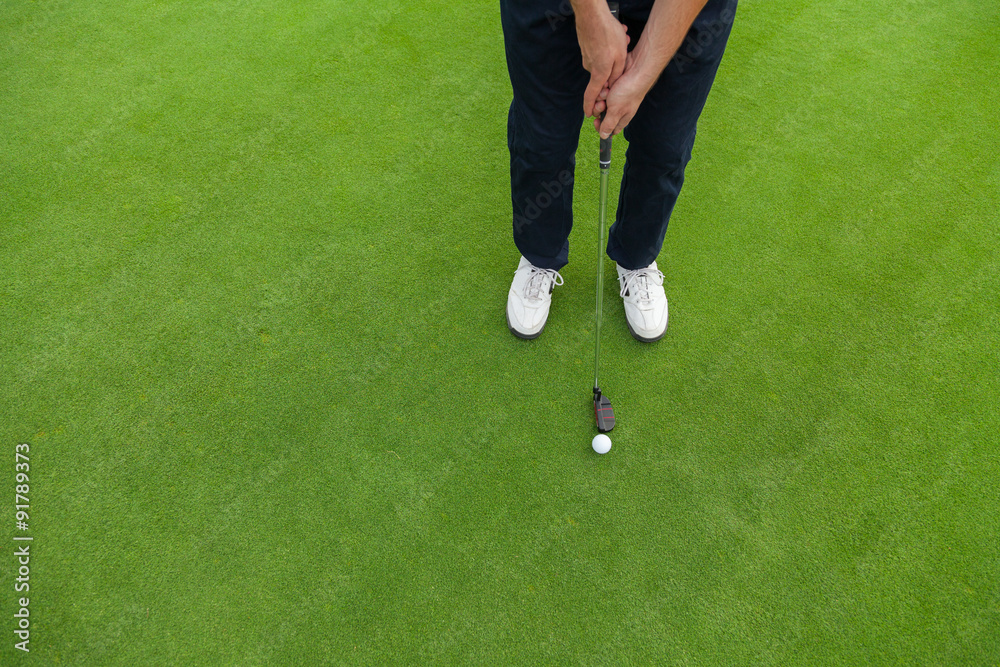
[599,108,612,167]
[600,135,612,167]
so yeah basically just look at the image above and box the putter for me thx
[593,3,618,433]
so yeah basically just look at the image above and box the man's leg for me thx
[500,0,590,271]
[607,0,738,270]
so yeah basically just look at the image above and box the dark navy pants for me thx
[501,0,737,271]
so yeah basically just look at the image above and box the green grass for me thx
[2,0,998,663]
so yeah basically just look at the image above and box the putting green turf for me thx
[2,0,999,663]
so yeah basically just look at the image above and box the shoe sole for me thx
[625,317,667,343]
[506,307,545,340]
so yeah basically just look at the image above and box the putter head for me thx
[594,387,615,433]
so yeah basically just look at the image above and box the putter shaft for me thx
[594,165,609,392]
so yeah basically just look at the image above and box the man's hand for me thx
[591,51,657,138]
[571,0,630,120]
[588,0,711,138]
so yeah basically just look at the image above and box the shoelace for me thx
[524,267,564,300]
[619,267,664,303]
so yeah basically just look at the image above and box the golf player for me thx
[502,0,737,341]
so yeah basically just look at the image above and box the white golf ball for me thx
[592,434,612,454]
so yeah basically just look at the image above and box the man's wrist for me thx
[570,0,609,22]
[628,43,667,95]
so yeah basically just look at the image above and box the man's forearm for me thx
[631,0,710,91]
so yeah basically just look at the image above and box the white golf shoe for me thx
[617,261,668,342]
[505,256,564,339]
